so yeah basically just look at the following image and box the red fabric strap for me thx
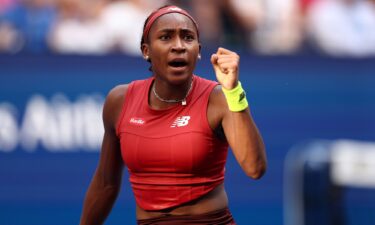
[142,5,199,42]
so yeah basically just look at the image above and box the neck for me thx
[150,76,194,107]
[155,77,193,98]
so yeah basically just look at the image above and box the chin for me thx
[166,71,192,85]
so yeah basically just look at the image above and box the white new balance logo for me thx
[171,116,190,128]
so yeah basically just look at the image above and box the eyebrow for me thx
[157,28,196,34]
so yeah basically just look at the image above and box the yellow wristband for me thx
[222,81,248,112]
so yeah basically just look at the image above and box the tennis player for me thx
[79,5,267,225]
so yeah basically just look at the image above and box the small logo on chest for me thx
[171,116,191,128]
[129,117,145,125]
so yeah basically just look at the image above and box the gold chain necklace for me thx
[152,78,193,106]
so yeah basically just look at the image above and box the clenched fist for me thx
[211,47,240,90]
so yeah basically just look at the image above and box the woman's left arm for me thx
[211,47,267,179]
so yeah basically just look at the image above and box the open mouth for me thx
[168,59,188,68]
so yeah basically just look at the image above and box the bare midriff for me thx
[136,184,228,220]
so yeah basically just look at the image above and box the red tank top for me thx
[116,75,229,210]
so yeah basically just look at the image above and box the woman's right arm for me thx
[79,85,128,225]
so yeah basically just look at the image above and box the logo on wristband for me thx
[239,91,246,102]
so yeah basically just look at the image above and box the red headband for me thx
[142,6,199,43]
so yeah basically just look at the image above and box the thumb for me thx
[211,54,220,72]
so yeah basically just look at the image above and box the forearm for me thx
[79,86,126,225]
[228,108,267,179]
[79,177,121,225]
[210,47,267,178]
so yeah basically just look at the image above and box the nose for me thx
[171,37,186,53]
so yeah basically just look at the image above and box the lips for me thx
[168,58,188,68]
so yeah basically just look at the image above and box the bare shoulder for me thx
[103,84,129,131]
[106,84,129,104]
[207,84,228,129]
[208,84,227,109]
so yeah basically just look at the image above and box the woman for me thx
[79,5,267,225]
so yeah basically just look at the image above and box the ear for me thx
[141,43,150,62]
[198,43,202,59]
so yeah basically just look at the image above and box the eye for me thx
[159,35,170,41]
[184,35,195,41]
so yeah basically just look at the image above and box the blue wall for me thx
[0,53,374,225]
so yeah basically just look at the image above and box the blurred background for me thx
[0,0,374,224]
